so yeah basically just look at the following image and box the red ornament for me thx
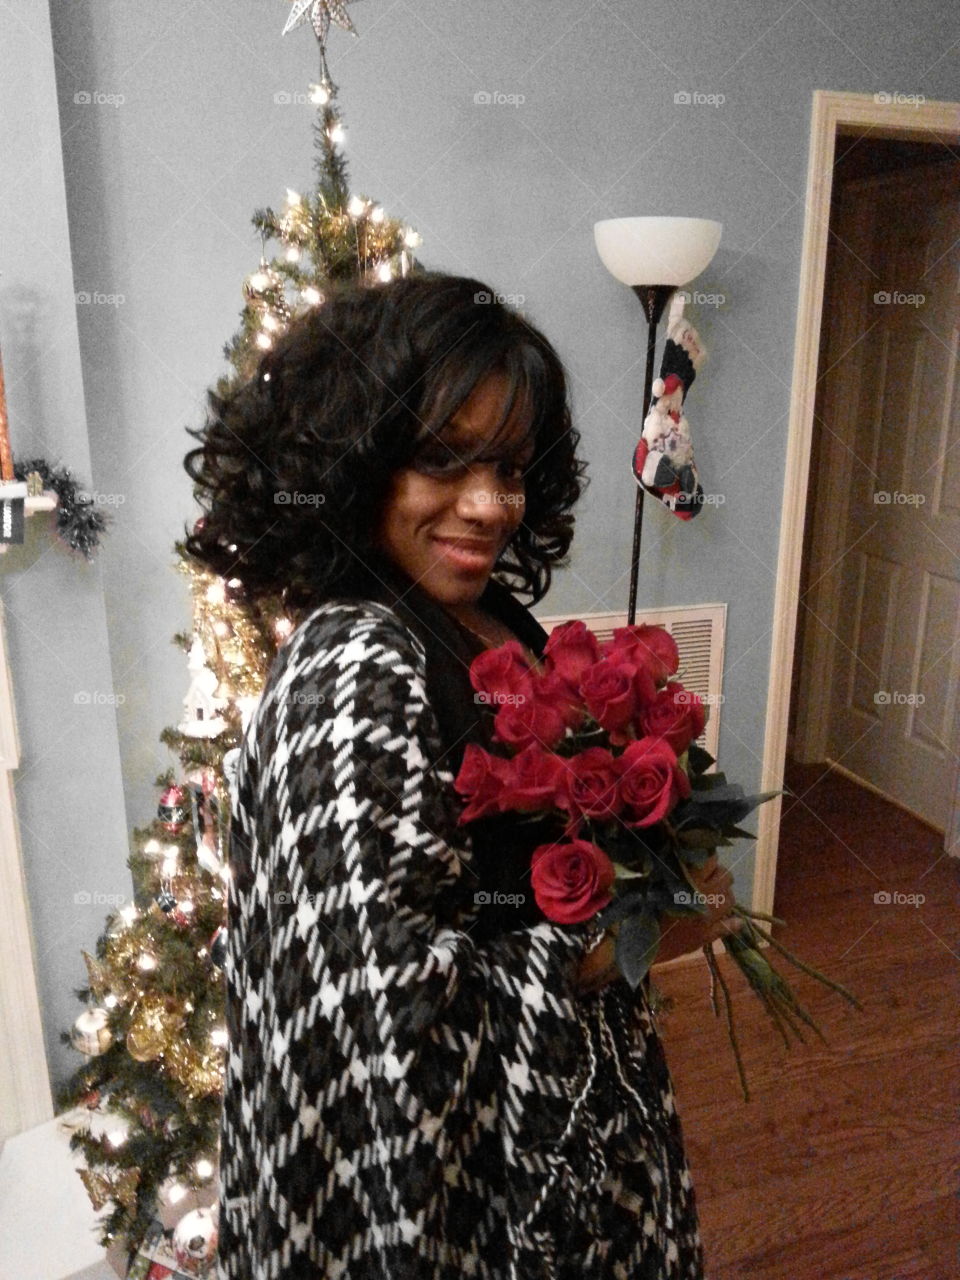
[158,784,189,832]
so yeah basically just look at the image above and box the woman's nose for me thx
[455,465,521,525]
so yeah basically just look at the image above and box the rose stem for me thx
[736,912,863,1010]
[703,943,750,1103]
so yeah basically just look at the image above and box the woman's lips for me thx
[431,536,498,573]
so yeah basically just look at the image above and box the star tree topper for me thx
[282,0,363,47]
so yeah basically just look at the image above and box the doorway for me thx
[752,91,960,919]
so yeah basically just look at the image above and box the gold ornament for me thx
[82,950,109,1003]
[126,993,186,1062]
[164,1038,225,1099]
[79,1165,140,1215]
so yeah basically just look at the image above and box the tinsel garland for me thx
[13,456,108,558]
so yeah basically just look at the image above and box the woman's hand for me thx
[654,853,741,965]
[575,854,741,994]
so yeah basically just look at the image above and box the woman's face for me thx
[374,371,535,609]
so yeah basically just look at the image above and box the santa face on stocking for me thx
[631,312,708,520]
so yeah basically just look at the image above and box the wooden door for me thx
[826,161,960,830]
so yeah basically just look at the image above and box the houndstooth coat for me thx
[217,567,704,1279]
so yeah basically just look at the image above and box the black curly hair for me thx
[183,271,588,615]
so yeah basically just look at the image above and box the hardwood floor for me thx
[651,760,959,1280]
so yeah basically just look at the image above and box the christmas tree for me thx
[55,4,423,1267]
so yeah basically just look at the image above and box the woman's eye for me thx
[415,451,463,474]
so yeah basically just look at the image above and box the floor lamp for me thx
[594,216,722,625]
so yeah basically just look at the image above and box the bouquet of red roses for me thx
[454,620,860,1100]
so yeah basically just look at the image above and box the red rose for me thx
[556,747,622,826]
[454,744,511,823]
[617,736,691,827]
[603,624,680,686]
[542,621,601,695]
[637,684,707,755]
[497,744,567,813]
[492,682,570,752]
[580,657,656,744]
[530,839,616,924]
[469,642,535,701]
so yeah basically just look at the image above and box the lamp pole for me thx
[626,284,676,626]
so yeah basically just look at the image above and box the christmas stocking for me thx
[632,304,707,520]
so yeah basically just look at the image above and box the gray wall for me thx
[8,0,957,1091]
[0,0,131,1096]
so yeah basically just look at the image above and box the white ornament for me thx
[71,1007,112,1056]
[173,1206,219,1273]
[179,637,228,739]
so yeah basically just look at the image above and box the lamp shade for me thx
[594,216,722,287]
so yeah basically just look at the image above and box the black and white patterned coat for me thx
[217,577,704,1279]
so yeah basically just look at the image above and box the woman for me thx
[184,271,737,1279]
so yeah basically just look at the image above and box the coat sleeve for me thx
[220,603,603,1277]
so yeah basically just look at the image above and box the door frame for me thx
[753,90,960,917]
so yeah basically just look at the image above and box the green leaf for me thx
[678,827,720,849]
[686,743,715,776]
[616,912,661,989]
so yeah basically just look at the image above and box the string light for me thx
[256,333,273,350]
[138,952,157,972]
[309,82,331,105]
[347,195,366,218]
[195,1158,214,1179]
[377,262,394,282]
[166,1183,187,1205]
[328,122,345,145]
[143,839,161,858]
[104,993,119,1009]
[119,905,138,927]
[301,286,323,306]
[285,189,302,206]
[369,205,385,224]
[210,1028,229,1048]
[205,583,225,606]
[404,228,422,249]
